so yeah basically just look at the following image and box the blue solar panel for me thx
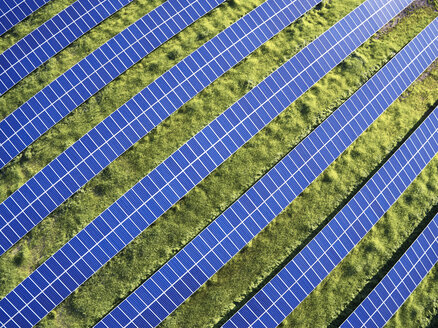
[0,0,416,326]
[223,109,438,328]
[0,0,134,96]
[341,214,438,328]
[0,0,51,36]
[94,14,438,328]
[0,0,225,169]
[0,0,322,255]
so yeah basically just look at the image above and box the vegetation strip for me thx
[341,213,438,328]
[1,1,436,327]
[0,0,269,300]
[385,260,438,327]
[160,9,438,328]
[0,0,321,255]
[0,0,411,325]
[225,106,438,328]
[0,0,134,96]
[95,13,438,328]
[0,0,52,36]
[0,0,225,168]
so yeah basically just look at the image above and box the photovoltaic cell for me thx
[0,0,416,326]
[0,0,323,255]
[0,0,225,169]
[224,109,438,328]
[341,214,438,328]
[0,0,51,36]
[0,0,134,96]
[95,14,438,328]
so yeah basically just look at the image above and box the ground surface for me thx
[0,0,437,327]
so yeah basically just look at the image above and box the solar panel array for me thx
[0,0,225,169]
[0,0,322,256]
[224,107,438,328]
[342,214,438,328]
[0,0,134,96]
[0,0,51,36]
[0,0,416,326]
[95,14,437,328]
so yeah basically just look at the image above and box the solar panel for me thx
[223,109,438,328]
[341,214,438,328]
[0,0,52,36]
[0,0,225,169]
[0,0,134,96]
[93,15,438,328]
[0,0,323,255]
[0,0,415,326]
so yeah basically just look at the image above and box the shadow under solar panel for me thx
[95,14,438,328]
[0,0,134,96]
[224,107,438,328]
[0,0,52,36]
[0,0,323,255]
[0,0,225,169]
[0,0,416,327]
[341,213,438,328]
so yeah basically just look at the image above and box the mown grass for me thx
[0,0,77,52]
[0,0,168,117]
[386,249,437,328]
[0,0,266,293]
[0,0,436,327]
[0,0,263,198]
[162,36,438,328]
[279,165,438,328]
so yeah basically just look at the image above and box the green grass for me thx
[385,265,438,328]
[0,0,437,327]
[0,0,77,52]
[0,0,264,197]
[0,0,168,118]
[0,0,267,292]
[280,165,438,327]
[160,29,438,328]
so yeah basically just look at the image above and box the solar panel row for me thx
[95,15,437,328]
[224,106,438,328]
[0,0,134,96]
[342,213,438,328]
[0,0,414,326]
[0,0,51,36]
[0,0,322,255]
[0,0,225,169]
